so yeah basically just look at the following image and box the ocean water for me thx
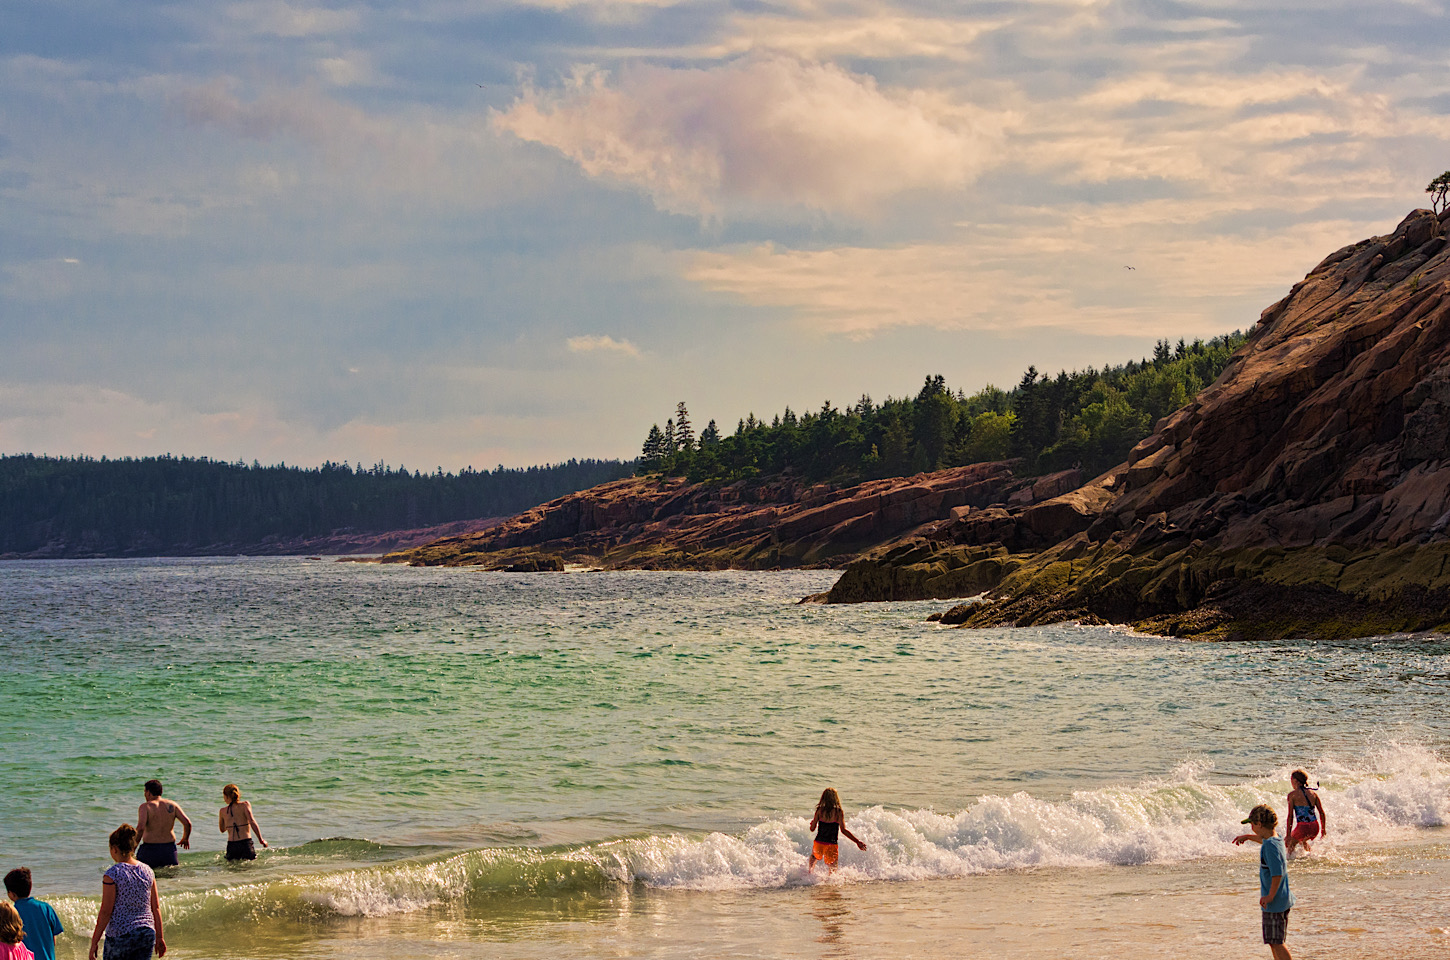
[1,558,1448,958]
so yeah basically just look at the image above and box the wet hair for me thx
[1246,804,1279,829]
[144,779,163,797]
[0,901,23,946]
[223,784,241,803]
[815,787,843,821]
[1290,770,1310,789]
[109,824,140,855]
[3,868,31,899]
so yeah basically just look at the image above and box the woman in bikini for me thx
[218,785,268,862]
[1285,769,1327,854]
[807,788,867,875]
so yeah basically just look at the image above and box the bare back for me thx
[138,798,182,844]
[220,800,254,840]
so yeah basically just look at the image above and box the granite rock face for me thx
[393,209,1450,637]
[848,208,1450,638]
[383,462,1046,571]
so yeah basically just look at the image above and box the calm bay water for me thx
[2,558,1448,958]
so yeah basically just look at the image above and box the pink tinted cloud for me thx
[495,57,1005,217]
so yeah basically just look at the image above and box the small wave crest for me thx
[50,846,615,934]
[49,742,1450,927]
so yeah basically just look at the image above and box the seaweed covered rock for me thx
[823,542,1023,603]
[502,555,565,572]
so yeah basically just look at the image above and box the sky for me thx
[3,0,1449,470]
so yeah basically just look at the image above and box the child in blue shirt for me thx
[1233,804,1295,960]
[4,870,63,960]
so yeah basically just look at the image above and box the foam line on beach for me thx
[46,741,1449,926]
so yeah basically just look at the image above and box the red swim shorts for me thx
[812,841,839,866]
[1290,821,1320,842]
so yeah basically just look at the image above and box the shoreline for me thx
[41,831,1450,959]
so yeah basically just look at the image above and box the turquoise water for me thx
[2,558,1449,958]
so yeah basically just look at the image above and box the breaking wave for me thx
[50,742,1448,929]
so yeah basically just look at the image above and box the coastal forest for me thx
[640,333,1246,484]
[0,455,632,556]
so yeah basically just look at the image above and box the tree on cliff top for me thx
[1428,172,1450,215]
[674,401,694,451]
[636,332,1246,484]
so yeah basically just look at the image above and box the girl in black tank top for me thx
[807,787,868,875]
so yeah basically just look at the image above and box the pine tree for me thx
[700,420,721,447]
[1428,171,1450,214]
[642,424,665,464]
[664,418,676,453]
[674,402,693,451]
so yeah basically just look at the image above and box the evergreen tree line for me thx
[0,454,633,555]
[640,333,1247,484]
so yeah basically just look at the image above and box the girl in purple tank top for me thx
[89,824,166,960]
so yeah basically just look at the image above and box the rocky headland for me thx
[390,208,1450,640]
[380,462,1088,572]
[832,208,1450,639]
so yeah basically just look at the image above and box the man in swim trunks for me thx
[136,779,192,869]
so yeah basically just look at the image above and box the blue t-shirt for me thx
[1259,837,1295,913]
[13,897,64,960]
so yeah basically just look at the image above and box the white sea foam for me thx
[48,743,1450,927]
[602,741,1450,890]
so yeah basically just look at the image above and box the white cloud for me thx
[566,334,641,357]
[495,57,1009,217]
[222,1,360,38]
[316,54,376,88]
[682,212,1375,338]
[606,11,1007,62]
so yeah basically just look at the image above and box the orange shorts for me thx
[812,841,839,866]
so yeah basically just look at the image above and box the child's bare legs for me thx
[1270,943,1292,960]
[807,853,817,874]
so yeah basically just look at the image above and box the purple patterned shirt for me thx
[103,862,155,936]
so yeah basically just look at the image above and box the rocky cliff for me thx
[830,208,1450,639]
[380,462,1086,571]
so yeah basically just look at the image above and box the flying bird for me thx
[1124,265,1135,270]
